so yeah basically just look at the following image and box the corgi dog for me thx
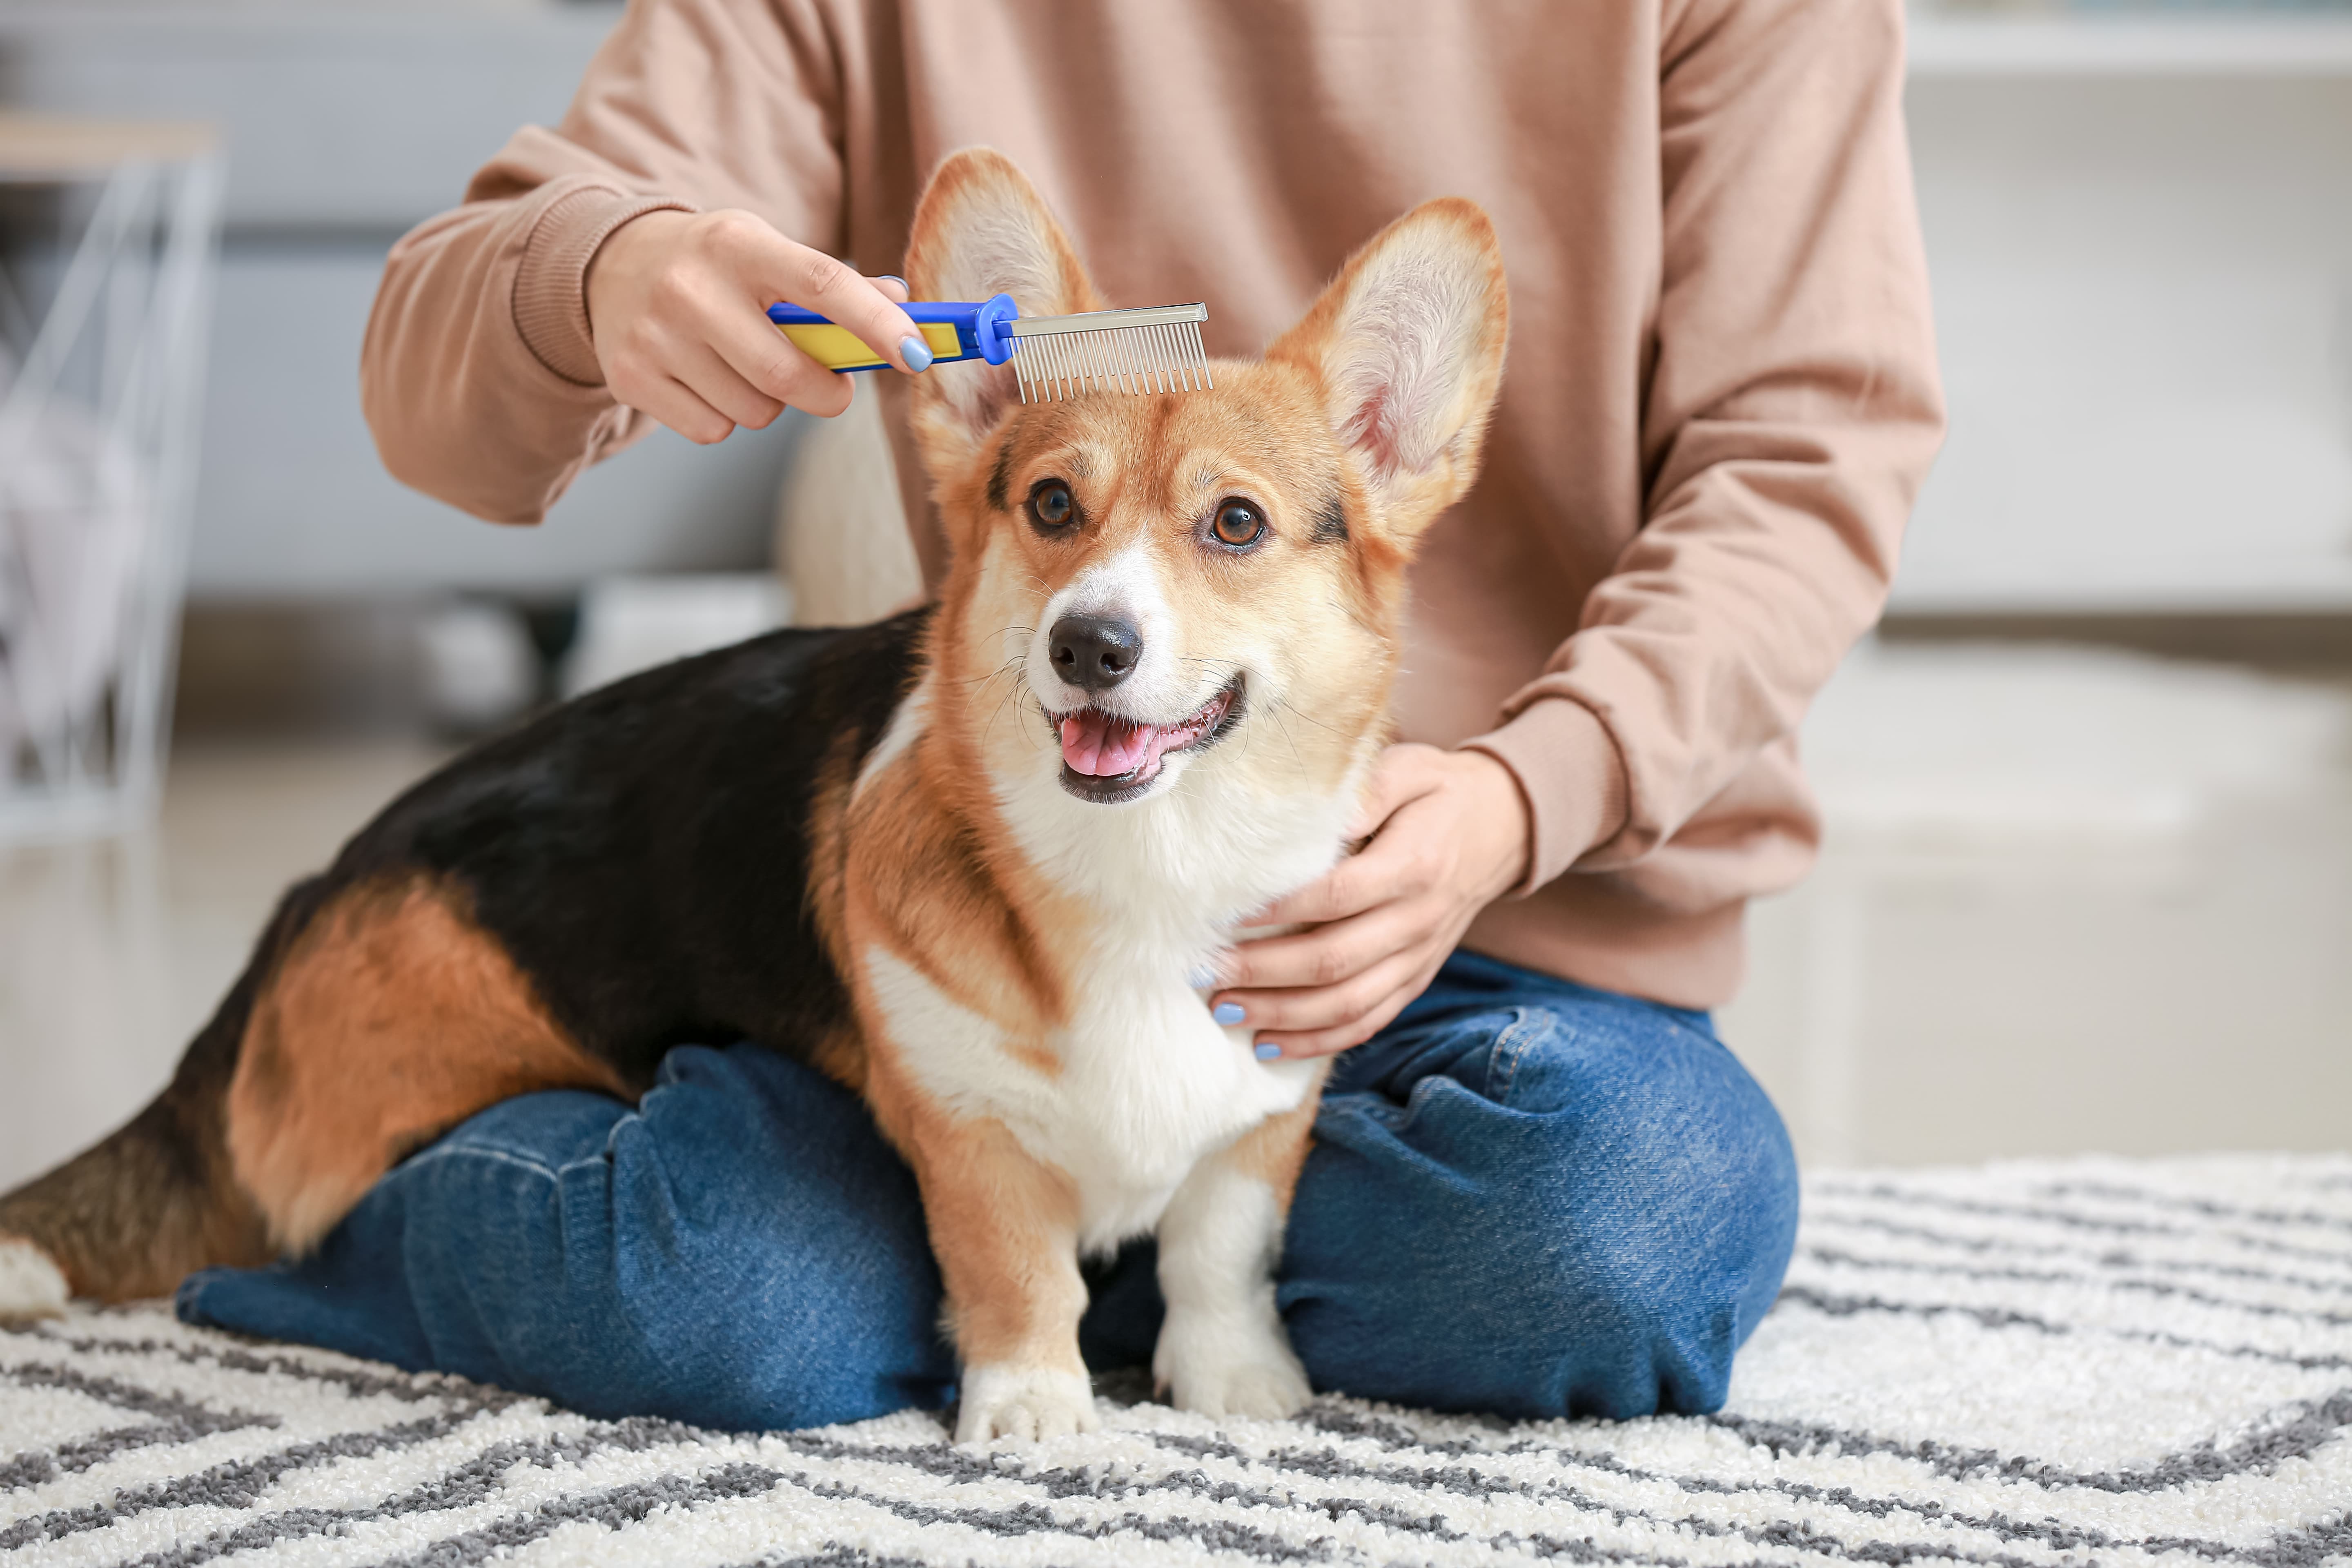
[0,149,1508,1442]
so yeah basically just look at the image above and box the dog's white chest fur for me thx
[863,947,1315,1250]
[855,682,1361,1252]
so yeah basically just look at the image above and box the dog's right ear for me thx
[902,149,1103,487]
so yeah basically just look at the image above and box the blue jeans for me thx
[178,951,1798,1430]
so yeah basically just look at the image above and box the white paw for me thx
[0,1237,69,1322]
[1153,1310,1312,1421]
[954,1362,1099,1444]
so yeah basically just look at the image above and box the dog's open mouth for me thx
[1055,677,1243,802]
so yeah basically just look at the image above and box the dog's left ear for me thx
[903,148,1104,486]
[1267,198,1509,539]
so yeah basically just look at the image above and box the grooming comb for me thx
[767,294,1213,403]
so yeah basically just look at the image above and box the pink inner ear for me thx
[1339,385,1403,477]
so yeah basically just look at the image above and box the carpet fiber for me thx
[4,1153,2348,1567]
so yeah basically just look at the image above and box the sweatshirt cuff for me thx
[512,186,697,388]
[1461,698,1629,897]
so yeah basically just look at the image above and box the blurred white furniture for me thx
[775,390,924,628]
[0,115,222,843]
[559,573,791,698]
[1740,639,2352,1166]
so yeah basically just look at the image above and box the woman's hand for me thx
[1209,744,1532,1060]
[584,208,927,444]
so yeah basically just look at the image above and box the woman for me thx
[180,0,1942,1428]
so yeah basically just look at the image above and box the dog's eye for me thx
[1029,481,1075,530]
[1211,500,1265,549]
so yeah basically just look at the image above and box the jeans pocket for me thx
[1483,1008,1538,1109]
[1385,1007,1539,1131]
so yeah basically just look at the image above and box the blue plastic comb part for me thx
[766,293,1018,373]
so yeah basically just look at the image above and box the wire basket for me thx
[0,117,222,844]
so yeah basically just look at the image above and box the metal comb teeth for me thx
[1006,303,1214,403]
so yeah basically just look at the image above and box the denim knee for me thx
[418,1049,956,1430]
[185,1046,957,1432]
[1284,991,1798,1420]
[1482,1005,1797,1415]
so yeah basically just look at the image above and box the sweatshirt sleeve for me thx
[1462,0,1945,892]
[359,0,854,524]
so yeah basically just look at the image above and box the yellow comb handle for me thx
[775,320,962,372]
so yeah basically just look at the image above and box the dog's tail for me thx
[0,880,324,1318]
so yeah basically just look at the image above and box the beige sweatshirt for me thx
[361,0,1943,1010]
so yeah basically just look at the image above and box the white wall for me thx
[1898,17,2352,611]
[2,2,804,598]
[11,6,2352,607]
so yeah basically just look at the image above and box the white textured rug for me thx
[4,1154,2348,1567]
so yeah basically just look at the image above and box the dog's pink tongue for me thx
[1060,710,1164,777]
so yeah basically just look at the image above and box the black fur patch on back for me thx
[987,440,1014,512]
[1313,496,1350,544]
[339,609,932,1089]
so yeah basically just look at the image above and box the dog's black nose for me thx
[1049,615,1141,692]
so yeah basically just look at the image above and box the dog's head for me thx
[904,149,1506,860]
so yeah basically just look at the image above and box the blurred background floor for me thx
[0,738,449,1194]
[1,630,2346,1195]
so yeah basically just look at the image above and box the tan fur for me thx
[0,1149,268,1305]
[1217,1066,1328,1218]
[886,1105,1087,1372]
[843,719,1078,1052]
[225,873,628,1253]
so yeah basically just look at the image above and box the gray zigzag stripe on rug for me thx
[5,1153,2349,1568]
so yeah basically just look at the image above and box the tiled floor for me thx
[1,642,2346,1197]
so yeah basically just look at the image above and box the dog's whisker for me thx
[947,661,1024,691]
[1272,697,1344,738]
[947,658,1028,716]
[962,676,1015,719]
[1267,704,1308,772]
[982,680,1023,744]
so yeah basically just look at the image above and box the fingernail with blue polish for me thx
[878,274,906,290]
[899,334,934,372]
[1186,962,1219,990]
[1254,1042,1283,1061]
[1212,1002,1246,1027]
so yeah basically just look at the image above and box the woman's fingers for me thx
[672,339,792,430]
[1218,893,1439,996]
[1254,999,1419,1061]
[607,307,791,437]
[1341,741,1448,842]
[586,210,933,444]
[706,266,918,416]
[1228,946,1421,1035]
[1245,951,1437,1058]
[1251,826,1427,930]
[612,372,738,448]
[1252,752,1450,928]
[710,321,853,419]
[746,225,928,374]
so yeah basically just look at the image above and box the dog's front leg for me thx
[1152,1075,1325,1420]
[911,1111,1096,1443]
